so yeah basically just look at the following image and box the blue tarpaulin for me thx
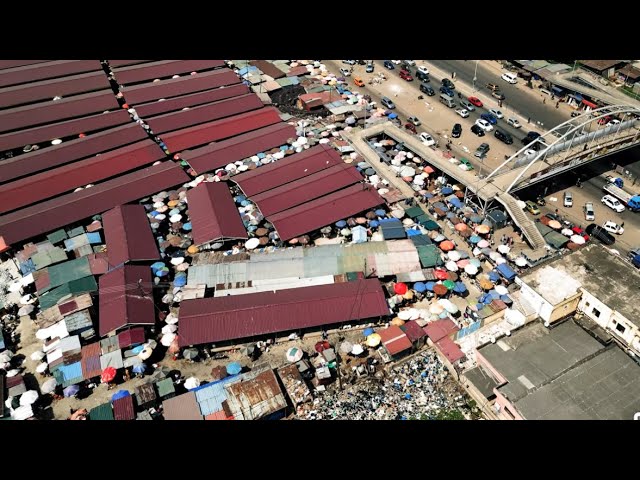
[448,197,463,209]
[388,113,398,119]
[488,271,500,282]
[441,187,453,195]
[87,232,102,244]
[496,263,517,282]
[111,390,131,402]
[226,362,242,376]
[20,259,36,275]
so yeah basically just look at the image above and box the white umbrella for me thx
[245,238,260,250]
[18,305,35,316]
[429,303,445,314]
[340,228,352,236]
[391,209,405,219]
[153,201,165,209]
[162,294,174,304]
[285,347,304,363]
[138,347,153,361]
[41,378,57,394]
[35,363,48,373]
[19,390,39,406]
[496,257,507,265]
[472,247,482,256]
[489,251,502,261]
[351,344,364,355]
[561,228,574,237]
[495,285,509,295]
[398,310,412,320]
[497,244,510,254]
[402,218,414,226]
[165,314,179,325]
[570,235,586,245]
[6,369,21,377]
[30,350,45,361]
[170,256,185,266]
[447,251,461,262]
[8,281,22,293]
[160,333,176,347]
[339,341,353,355]
[12,405,34,421]
[0,350,14,362]
[20,294,35,305]
[155,214,167,221]
[515,257,527,267]
[445,261,458,272]
[400,166,416,177]
[162,324,177,334]
[464,264,478,275]
[184,377,200,390]
[438,299,459,314]
[170,214,182,223]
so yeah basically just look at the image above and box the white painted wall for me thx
[515,278,554,322]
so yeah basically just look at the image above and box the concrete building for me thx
[579,60,627,79]
[470,320,640,420]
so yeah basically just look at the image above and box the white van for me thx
[501,72,517,84]
[439,93,455,108]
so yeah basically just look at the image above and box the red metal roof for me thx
[0,90,120,134]
[146,94,264,134]
[178,279,389,346]
[232,144,344,197]
[124,69,240,105]
[88,252,109,275]
[0,162,190,246]
[0,60,103,88]
[249,60,286,79]
[81,342,102,379]
[0,71,112,109]
[162,107,282,153]
[204,410,234,420]
[117,327,146,349]
[108,60,154,68]
[0,110,131,153]
[99,265,156,337]
[183,123,296,175]
[163,391,204,420]
[400,320,427,343]
[114,60,225,85]
[423,318,459,342]
[134,84,249,118]
[0,140,166,213]
[102,204,161,267]
[0,60,49,70]
[435,337,466,363]
[250,164,362,217]
[378,325,413,356]
[268,184,384,241]
[0,123,148,183]
[112,395,135,420]
[187,182,247,246]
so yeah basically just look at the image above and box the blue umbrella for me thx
[169,208,181,216]
[363,328,375,337]
[500,295,513,304]
[257,152,266,159]
[454,282,467,294]
[369,220,379,228]
[414,282,427,293]
[441,187,454,195]
[280,145,289,151]
[433,234,446,242]
[182,222,192,231]
[424,192,434,199]
[388,113,398,119]
[174,276,187,287]
[132,364,147,374]
[469,235,481,244]
[446,212,456,219]
[149,210,160,217]
[482,296,493,305]
[481,248,492,256]
[63,385,80,397]
[458,250,469,259]
[234,195,246,204]
[433,202,447,210]
[470,258,482,268]
[357,162,369,169]
[151,262,165,271]
[156,268,170,277]
[426,282,436,291]
[407,228,421,237]
[470,214,484,223]
[111,390,130,402]
[131,345,145,355]
[241,200,250,207]
[226,362,242,376]
[375,209,386,216]
[488,271,500,282]
[247,225,257,232]
[335,220,347,228]
[365,168,376,176]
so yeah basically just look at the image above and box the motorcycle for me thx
[536,196,546,206]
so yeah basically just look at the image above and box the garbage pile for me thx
[301,351,466,420]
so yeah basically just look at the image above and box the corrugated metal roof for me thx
[112,394,135,420]
[178,279,389,346]
[400,320,427,342]
[100,349,124,370]
[224,368,287,420]
[187,182,247,246]
[249,163,362,217]
[0,140,166,214]
[0,71,112,109]
[162,106,282,153]
[38,277,98,310]
[147,94,264,134]
[114,60,225,85]
[100,336,120,354]
[123,355,142,368]
[136,410,153,420]
[156,378,176,398]
[135,383,157,406]
[0,161,190,247]
[135,84,249,118]
[0,90,120,134]
[117,327,146,349]
[232,144,343,197]
[249,60,286,79]
[40,257,92,293]
[277,363,311,406]
[102,204,160,268]
[64,309,93,333]
[0,60,49,70]
[379,326,413,356]
[54,361,84,387]
[268,184,384,241]
[125,69,240,105]
[182,122,296,175]
[89,402,114,420]
[81,341,102,379]
[0,109,131,153]
[417,245,443,268]
[0,123,147,183]
[435,337,466,363]
[423,318,459,342]
[108,60,154,68]
[162,391,204,420]
[204,410,234,420]
[0,60,103,88]
[99,265,155,336]
[47,230,68,244]
[193,376,241,416]
[31,247,68,270]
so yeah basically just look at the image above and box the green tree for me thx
[434,409,465,420]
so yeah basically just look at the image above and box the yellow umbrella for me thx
[187,245,199,255]
[366,333,382,347]
[390,317,405,327]
[403,290,414,300]
[168,200,180,207]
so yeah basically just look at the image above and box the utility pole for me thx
[473,60,479,93]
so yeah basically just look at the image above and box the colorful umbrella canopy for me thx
[315,341,331,353]
[394,282,408,295]
[433,284,448,296]
[434,269,449,280]
[226,362,242,375]
[515,257,527,267]
[469,258,482,267]
[469,235,481,244]
[184,377,201,390]
[161,333,177,347]
[286,347,304,363]
[339,341,354,355]
[454,223,468,232]
[138,347,153,361]
[30,350,45,361]
[429,303,445,314]
[132,364,146,375]
[183,348,199,360]
[63,385,80,397]
[390,317,405,327]
[445,261,458,271]
[111,390,130,402]
[20,390,39,406]
[498,244,511,254]
[464,264,479,275]
[439,240,455,251]
[561,228,574,236]
[447,250,461,261]
[211,366,228,381]
[495,285,509,295]
[477,239,490,248]
[475,224,491,234]
[425,281,436,291]
[413,282,427,293]
[453,281,467,294]
[438,299,459,314]
[101,367,117,383]
[366,334,382,347]
[35,362,48,373]
[570,235,585,245]
[351,344,364,356]
[363,327,375,337]
[548,220,562,230]
[41,378,58,394]
[443,280,456,290]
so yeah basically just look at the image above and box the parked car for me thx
[607,119,621,127]
[470,124,485,136]
[339,68,351,77]
[353,77,365,87]
[440,86,455,96]
[525,200,541,215]
[571,226,590,241]
[408,116,421,126]
[459,99,476,111]
[455,108,470,118]
[441,78,455,90]
[507,117,521,129]
[521,131,541,145]
[475,119,493,132]
[419,132,436,147]
[468,96,483,107]
[480,113,498,125]
[452,123,462,138]
[492,90,506,100]
[494,129,513,144]
[399,69,413,81]
[392,60,402,65]
[366,63,375,73]
[585,224,615,245]
[357,60,367,65]
[583,202,595,221]
[420,83,435,96]
[384,61,395,70]
[418,66,429,75]
[563,191,573,207]
[404,60,416,66]
[601,194,625,213]
[501,72,518,84]
[342,60,357,65]
[486,83,500,92]
[474,143,490,159]
[488,108,504,119]
[602,221,624,235]
[380,96,396,109]
[459,158,474,171]
[405,123,417,134]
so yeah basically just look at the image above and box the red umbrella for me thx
[434,269,449,280]
[439,240,455,251]
[394,282,408,295]
[315,341,331,353]
[101,367,116,383]
[433,284,448,296]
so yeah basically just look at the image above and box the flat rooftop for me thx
[519,244,640,328]
[479,320,640,420]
